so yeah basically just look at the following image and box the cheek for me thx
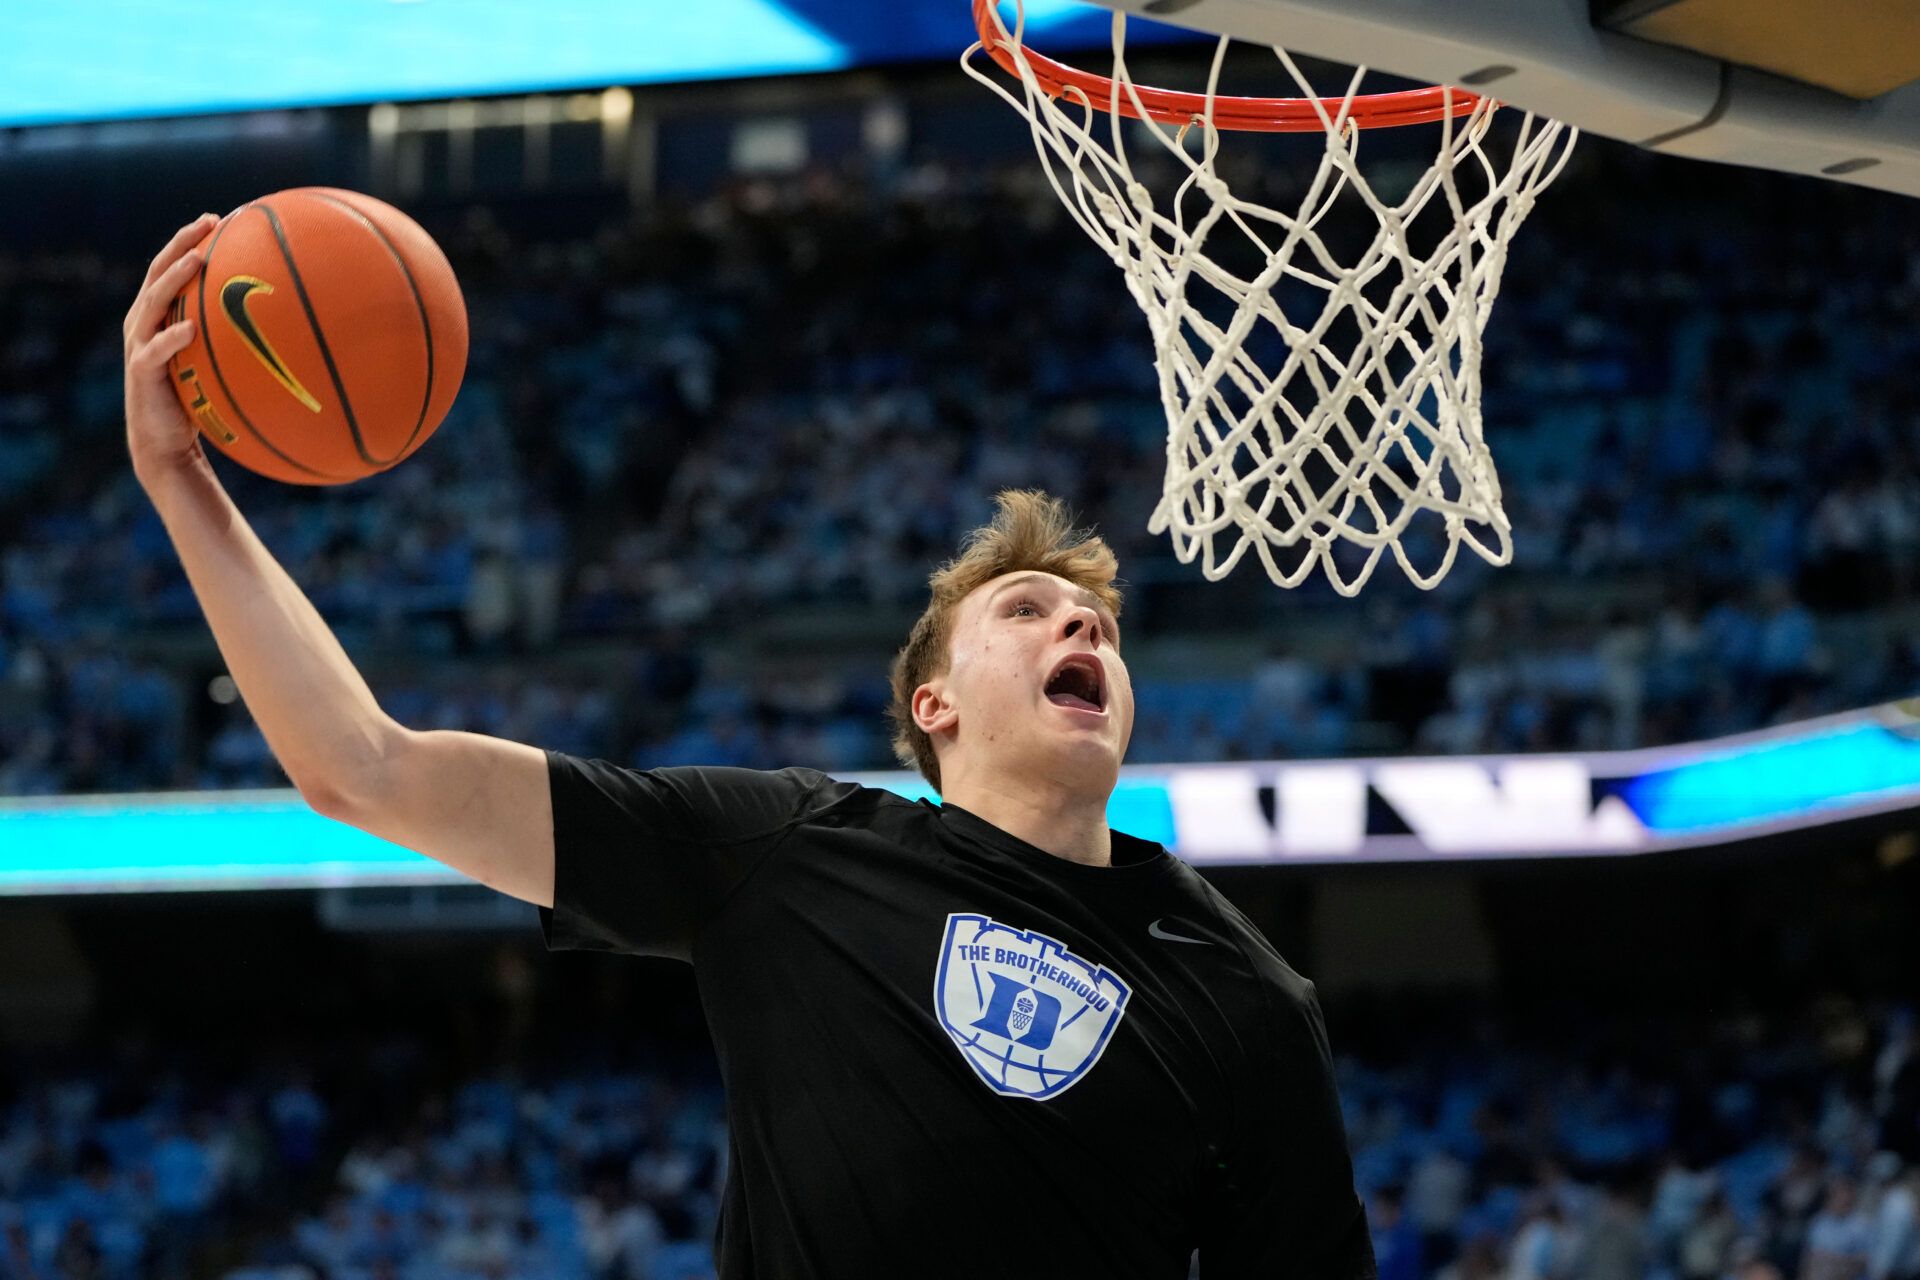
[984,651,1032,707]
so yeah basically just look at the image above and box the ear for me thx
[911,678,958,738]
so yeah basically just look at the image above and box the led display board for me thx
[6,702,1920,894]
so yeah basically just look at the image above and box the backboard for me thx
[1086,0,1920,198]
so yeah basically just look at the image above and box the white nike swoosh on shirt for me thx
[1148,918,1212,946]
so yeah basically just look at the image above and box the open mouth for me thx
[1044,655,1106,715]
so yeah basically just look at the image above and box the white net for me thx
[962,4,1578,594]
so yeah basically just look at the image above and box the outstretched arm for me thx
[125,214,553,907]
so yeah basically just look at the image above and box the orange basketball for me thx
[166,187,467,485]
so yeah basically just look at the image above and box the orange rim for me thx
[971,0,1489,134]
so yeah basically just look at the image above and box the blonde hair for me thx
[886,489,1124,792]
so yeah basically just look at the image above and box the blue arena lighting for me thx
[0,0,1159,129]
[1620,720,1920,835]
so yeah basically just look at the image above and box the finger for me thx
[139,213,216,289]
[128,248,205,347]
[130,318,196,374]
[140,213,218,290]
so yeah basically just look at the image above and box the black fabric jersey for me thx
[539,751,1376,1280]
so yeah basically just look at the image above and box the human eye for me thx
[1008,598,1042,618]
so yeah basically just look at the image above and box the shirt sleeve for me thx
[538,750,840,962]
[1197,974,1377,1280]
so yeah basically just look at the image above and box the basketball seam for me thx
[257,200,383,469]
[297,189,438,465]
[194,211,352,484]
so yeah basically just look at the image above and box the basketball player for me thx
[125,215,1375,1279]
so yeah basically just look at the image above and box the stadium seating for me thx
[1,139,1916,795]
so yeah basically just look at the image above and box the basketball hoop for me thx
[963,0,1579,594]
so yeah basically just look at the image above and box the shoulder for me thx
[647,763,886,823]
[548,753,903,845]
[662,764,928,838]
[757,767,916,821]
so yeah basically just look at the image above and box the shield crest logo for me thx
[934,913,1132,1100]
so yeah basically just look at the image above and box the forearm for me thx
[139,454,396,803]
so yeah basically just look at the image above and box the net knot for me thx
[1091,190,1127,233]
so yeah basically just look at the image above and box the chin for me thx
[1048,741,1122,782]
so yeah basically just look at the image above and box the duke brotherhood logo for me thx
[935,912,1131,1100]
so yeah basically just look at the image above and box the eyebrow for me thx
[989,574,1119,633]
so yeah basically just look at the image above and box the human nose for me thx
[1057,603,1104,647]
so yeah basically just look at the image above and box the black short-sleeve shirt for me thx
[540,751,1375,1280]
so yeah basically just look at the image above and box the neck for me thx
[939,770,1114,867]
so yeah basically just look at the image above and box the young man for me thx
[126,215,1374,1278]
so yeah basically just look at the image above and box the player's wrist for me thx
[132,441,211,505]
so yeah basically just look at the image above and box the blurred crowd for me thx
[1,994,1916,1280]
[1346,1001,1920,1280]
[0,1038,724,1280]
[3,119,1920,795]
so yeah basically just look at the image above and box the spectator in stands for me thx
[1411,1141,1475,1269]
[1442,1234,1509,1280]
[1369,1185,1426,1280]
[1865,1155,1920,1280]
[1768,1144,1835,1274]
[1572,1180,1651,1280]
[1508,1195,1577,1280]
[1,1210,40,1280]
[1876,1011,1920,1164]
[1804,1176,1875,1280]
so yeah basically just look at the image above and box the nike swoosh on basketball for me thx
[220,276,323,413]
[1147,918,1211,945]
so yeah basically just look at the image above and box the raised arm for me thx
[125,214,554,907]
